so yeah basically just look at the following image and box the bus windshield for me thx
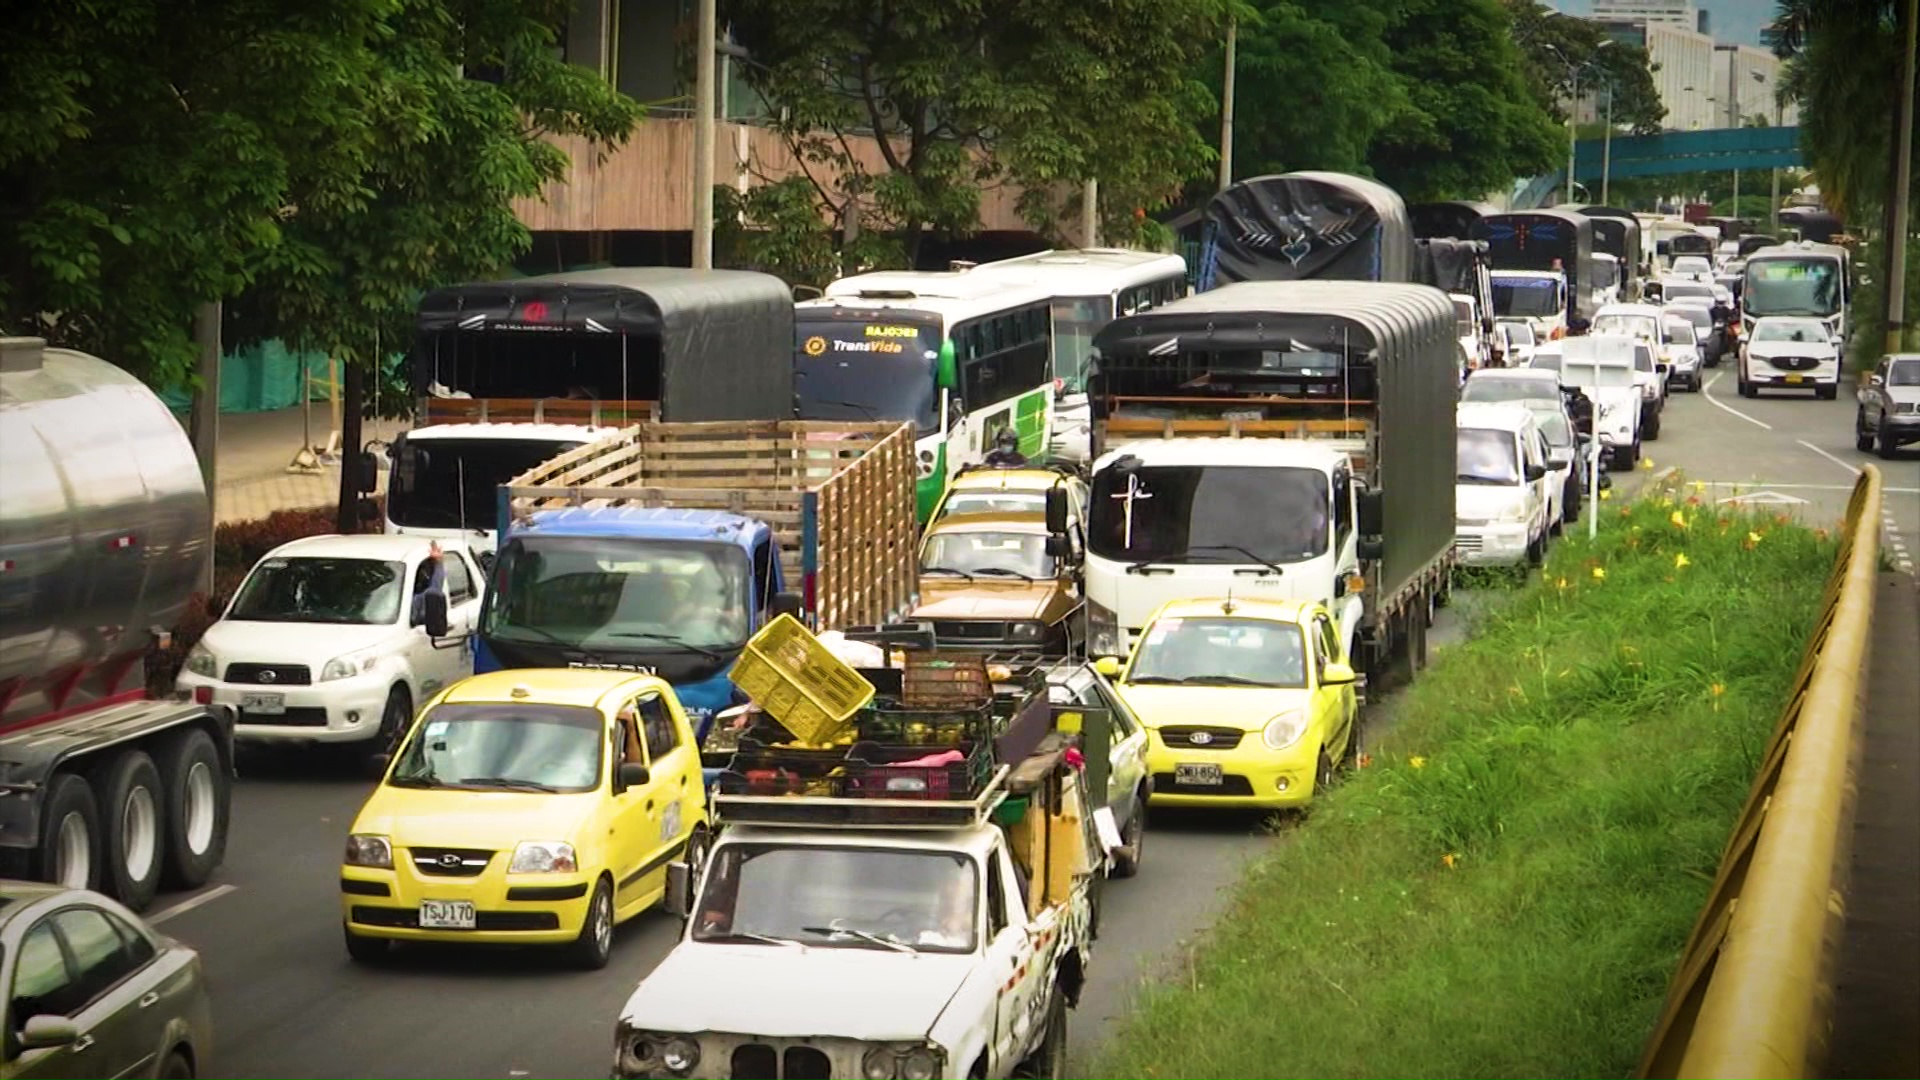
[1492,278,1562,318]
[1089,465,1331,565]
[1051,296,1112,394]
[794,315,942,433]
[1745,258,1842,317]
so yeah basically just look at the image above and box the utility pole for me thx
[1218,19,1236,192]
[1566,66,1580,205]
[188,302,221,591]
[1770,96,1783,233]
[691,0,717,269]
[1601,84,1614,205]
[1082,179,1099,248]
[1888,0,1917,354]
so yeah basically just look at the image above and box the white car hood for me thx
[1747,340,1837,360]
[619,943,978,1041]
[200,619,408,667]
[1457,483,1527,521]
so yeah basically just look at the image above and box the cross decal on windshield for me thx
[1110,473,1153,548]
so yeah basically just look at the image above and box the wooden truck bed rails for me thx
[502,420,918,630]
[418,396,659,427]
[1095,395,1377,471]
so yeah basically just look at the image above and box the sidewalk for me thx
[202,403,404,524]
[1824,571,1920,1079]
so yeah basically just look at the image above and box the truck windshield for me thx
[1561,362,1636,389]
[1452,299,1475,335]
[483,536,751,651]
[228,557,406,625]
[692,844,979,954]
[921,530,1055,578]
[794,315,941,433]
[1128,617,1307,688]
[1492,279,1560,317]
[1088,465,1330,565]
[1457,428,1522,486]
[388,702,604,793]
[388,437,585,530]
[1591,314,1657,341]
[1745,259,1841,317]
[1051,296,1111,394]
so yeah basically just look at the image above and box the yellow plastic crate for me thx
[729,614,876,745]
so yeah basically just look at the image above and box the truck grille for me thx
[932,620,1008,641]
[783,1048,831,1079]
[1767,355,1820,371]
[1158,726,1245,749]
[730,1045,778,1079]
[1455,535,1483,553]
[224,662,312,685]
[407,847,493,876]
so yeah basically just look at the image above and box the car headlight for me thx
[626,1033,700,1076]
[901,1049,940,1080]
[660,1036,699,1074]
[344,834,392,869]
[1009,621,1046,643]
[1262,710,1308,751]
[862,1045,944,1080]
[508,841,579,874]
[1497,502,1531,524]
[863,1048,896,1080]
[184,643,217,678]
[917,449,937,479]
[321,648,379,682]
[1086,597,1122,657]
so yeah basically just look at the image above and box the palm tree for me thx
[1769,0,1906,222]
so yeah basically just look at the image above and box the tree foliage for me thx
[1771,0,1909,224]
[1504,0,1667,136]
[721,0,1228,270]
[0,0,640,392]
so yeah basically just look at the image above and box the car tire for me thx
[1110,790,1147,879]
[99,750,165,912]
[1564,477,1582,525]
[154,726,229,891]
[1857,410,1876,452]
[1880,419,1900,460]
[1526,531,1545,566]
[33,773,103,893]
[1739,374,1757,398]
[1817,384,1838,401]
[370,685,413,775]
[1013,994,1068,1080]
[160,1050,195,1079]
[344,925,392,965]
[1643,408,1662,440]
[566,876,616,970]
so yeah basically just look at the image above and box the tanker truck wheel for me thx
[155,727,229,890]
[34,773,103,893]
[99,750,166,911]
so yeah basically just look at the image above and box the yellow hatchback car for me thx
[1096,596,1360,810]
[341,668,710,969]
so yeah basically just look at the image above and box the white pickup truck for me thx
[612,753,1101,1080]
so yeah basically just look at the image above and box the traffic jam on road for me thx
[0,171,1877,1079]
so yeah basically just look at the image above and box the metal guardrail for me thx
[1636,465,1884,1079]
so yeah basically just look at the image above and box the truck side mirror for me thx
[356,495,382,527]
[664,861,693,919]
[354,451,380,491]
[936,339,958,391]
[1045,535,1072,561]
[1356,489,1385,536]
[1045,487,1069,535]
[418,591,449,637]
[1357,536,1386,561]
[769,591,804,621]
[1525,463,1547,482]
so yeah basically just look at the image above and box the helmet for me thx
[993,428,1020,452]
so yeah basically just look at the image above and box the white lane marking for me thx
[1796,439,1864,477]
[1701,373,1774,430]
[147,884,237,925]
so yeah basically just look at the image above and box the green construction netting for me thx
[159,340,404,415]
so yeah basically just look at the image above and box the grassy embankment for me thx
[1097,481,1839,1078]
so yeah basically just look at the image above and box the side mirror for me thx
[617,761,651,791]
[1357,536,1386,561]
[1044,535,1072,560]
[663,861,693,919]
[1550,458,1571,471]
[769,591,805,622]
[354,451,380,492]
[419,591,449,637]
[1093,656,1122,678]
[356,495,383,527]
[936,339,958,391]
[1525,464,1547,482]
[1045,487,1069,535]
[1320,661,1358,686]
[1356,488,1385,536]
[19,1016,81,1050]
[1869,374,1885,387]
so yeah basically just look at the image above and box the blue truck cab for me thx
[477,506,794,779]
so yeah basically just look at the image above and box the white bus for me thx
[799,271,1057,521]
[962,249,1190,463]
[1741,241,1852,345]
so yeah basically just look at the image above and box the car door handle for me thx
[138,991,161,1009]
[72,1034,94,1053]
[645,799,655,811]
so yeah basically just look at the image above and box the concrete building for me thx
[1591,18,1718,131]
[1712,44,1797,127]
[509,0,1052,271]
[1591,0,1699,30]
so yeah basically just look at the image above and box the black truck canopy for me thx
[412,267,795,422]
[1409,201,1498,241]
[1474,210,1596,317]
[1199,172,1414,289]
[1565,206,1644,282]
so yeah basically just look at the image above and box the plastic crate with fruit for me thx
[842,739,995,801]
[728,613,876,745]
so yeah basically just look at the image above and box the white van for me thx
[1454,402,1557,568]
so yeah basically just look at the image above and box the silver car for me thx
[0,882,211,1079]
[1857,353,1920,458]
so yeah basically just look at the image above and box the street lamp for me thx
[1542,40,1612,204]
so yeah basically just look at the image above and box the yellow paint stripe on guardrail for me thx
[1636,465,1882,1080]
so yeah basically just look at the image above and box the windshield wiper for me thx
[708,931,804,949]
[922,565,978,581]
[609,631,722,661]
[386,774,447,789]
[497,621,618,665]
[1123,674,1186,685]
[973,567,1038,581]
[1179,674,1284,687]
[1125,558,1175,575]
[1456,474,1515,486]
[457,776,560,793]
[799,924,915,954]
[1186,544,1286,576]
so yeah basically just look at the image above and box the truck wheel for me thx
[99,750,165,911]
[1856,410,1875,452]
[1642,408,1661,440]
[1013,994,1068,1080]
[370,686,413,774]
[1880,420,1900,460]
[34,773,102,893]
[154,726,229,890]
[566,876,616,970]
[1109,791,1147,879]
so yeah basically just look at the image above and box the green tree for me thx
[1771,0,1909,225]
[721,0,1229,269]
[1366,0,1563,200]
[1504,0,1667,136]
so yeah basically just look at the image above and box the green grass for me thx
[1096,485,1838,1079]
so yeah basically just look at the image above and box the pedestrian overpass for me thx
[1514,125,1802,208]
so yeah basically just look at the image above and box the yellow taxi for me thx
[1094,596,1359,810]
[928,463,1088,528]
[341,668,709,969]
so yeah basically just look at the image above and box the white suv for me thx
[177,534,482,758]
[1739,316,1842,400]
[1454,402,1557,568]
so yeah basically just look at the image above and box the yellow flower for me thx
[1710,682,1725,696]
[1591,565,1607,581]
[1691,480,1708,492]
[1674,552,1691,569]
[1600,488,1613,500]
[1442,853,1459,869]
[1669,509,1689,530]
[1409,756,1428,769]
[1746,530,1764,548]
[1554,576,1570,590]
[1640,457,1655,470]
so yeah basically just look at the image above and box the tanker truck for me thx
[0,336,236,911]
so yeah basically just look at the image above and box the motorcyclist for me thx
[1563,384,1595,438]
[982,428,1028,468]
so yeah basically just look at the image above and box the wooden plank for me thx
[1100,418,1372,436]
[420,397,659,426]
[1105,394,1378,409]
